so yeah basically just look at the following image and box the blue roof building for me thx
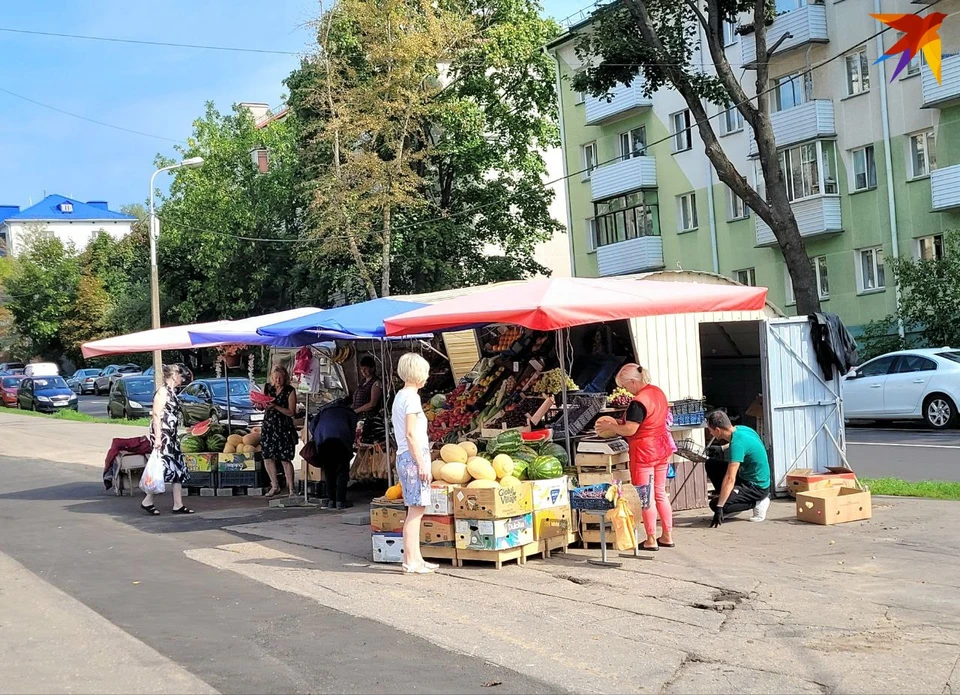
[0,195,136,257]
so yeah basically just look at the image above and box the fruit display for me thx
[180,426,263,455]
[181,435,205,453]
[607,387,633,409]
[330,345,353,365]
[533,369,578,396]
[189,419,212,436]
[528,455,563,480]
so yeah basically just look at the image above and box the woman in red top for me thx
[595,363,675,551]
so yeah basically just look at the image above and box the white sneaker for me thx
[750,496,771,522]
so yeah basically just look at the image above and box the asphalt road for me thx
[846,425,960,481]
[0,454,552,694]
[79,393,109,417]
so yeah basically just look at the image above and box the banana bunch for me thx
[330,345,353,364]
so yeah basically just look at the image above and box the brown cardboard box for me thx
[421,514,456,545]
[370,505,406,533]
[532,506,572,540]
[796,487,872,525]
[427,483,456,516]
[786,467,858,497]
[453,482,533,519]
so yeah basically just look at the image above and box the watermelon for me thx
[490,429,522,454]
[511,458,529,480]
[181,435,205,453]
[537,442,569,466]
[189,419,212,436]
[207,434,228,453]
[511,447,537,464]
[528,455,563,480]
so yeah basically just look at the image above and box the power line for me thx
[0,26,301,56]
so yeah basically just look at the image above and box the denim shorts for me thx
[396,448,431,507]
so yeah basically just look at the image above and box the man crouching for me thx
[704,410,771,526]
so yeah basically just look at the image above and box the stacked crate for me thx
[420,482,460,566]
[453,482,535,568]
[528,477,574,554]
[370,497,406,563]
[575,448,631,546]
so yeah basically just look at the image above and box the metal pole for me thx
[557,328,572,462]
[304,391,310,503]
[380,340,394,487]
[223,360,232,437]
[148,167,166,390]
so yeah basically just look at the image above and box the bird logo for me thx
[871,12,948,84]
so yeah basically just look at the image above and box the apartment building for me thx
[548,0,960,332]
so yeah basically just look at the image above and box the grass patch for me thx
[861,477,960,501]
[0,407,151,428]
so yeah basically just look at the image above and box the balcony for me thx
[596,236,664,277]
[584,82,653,126]
[590,156,657,201]
[749,100,835,156]
[741,4,829,65]
[922,54,960,108]
[756,196,841,246]
[930,165,960,211]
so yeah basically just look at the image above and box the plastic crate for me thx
[570,483,615,511]
[218,469,260,488]
[183,470,216,488]
[551,393,607,440]
[670,398,706,426]
[674,439,709,463]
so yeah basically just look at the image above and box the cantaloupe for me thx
[242,432,261,446]
[227,434,243,447]
[458,440,478,458]
[440,462,471,485]
[499,475,521,488]
[224,443,237,454]
[466,457,497,481]
[467,479,500,489]
[385,483,403,500]
[492,454,515,479]
[431,459,446,481]
[440,443,468,464]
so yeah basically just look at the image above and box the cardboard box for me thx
[796,487,872,525]
[428,483,456,516]
[371,532,405,563]
[533,506,572,540]
[421,514,456,545]
[453,482,533,519]
[370,505,406,533]
[455,513,533,550]
[184,453,217,473]
[576,450,630,469]
[218,453,258,472]
[786,467,858,497]
[529,476,569,510]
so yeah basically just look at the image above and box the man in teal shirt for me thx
[704,410,771,525]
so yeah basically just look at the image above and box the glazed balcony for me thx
[922,54,960,109]
[597,236,664,277]
[590,156,657,201]
[741,4,829,65]
[748,100,836,156]
[756,196,841,246]
[584,81,653,126]
[930,164,960,211]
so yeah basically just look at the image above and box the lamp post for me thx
[148,157,204,387]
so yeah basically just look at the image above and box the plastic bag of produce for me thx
[139,449,166,496]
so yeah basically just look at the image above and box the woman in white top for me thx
[391,352,438,575]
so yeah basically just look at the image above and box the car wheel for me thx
[924,394,957,430]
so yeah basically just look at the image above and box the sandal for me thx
[657,537,676,548]
[265,487,280,499]
[171,506,195,515]
[423,561,439,570]
[401,564,435,574]
[638,543,659,552]
[140,503,159,516]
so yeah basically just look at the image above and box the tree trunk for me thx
[381,203,391,297]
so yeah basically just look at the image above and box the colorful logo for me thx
[871,12,947,84]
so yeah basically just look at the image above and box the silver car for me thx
[93,364,141,395]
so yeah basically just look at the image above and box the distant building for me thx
[0,195,136,256]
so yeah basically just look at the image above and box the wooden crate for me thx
[577,469,630,486]
[457,541,540,569]
[667,457,709,511]
[420,544,461,567]
[579,519,621,548]
[575,451,630,472]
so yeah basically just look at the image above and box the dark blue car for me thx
[17,376,78,413]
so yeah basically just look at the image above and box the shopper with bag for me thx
[141,364,193,515]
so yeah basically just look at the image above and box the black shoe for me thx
[321,499,333,509]
[336,501,353,510]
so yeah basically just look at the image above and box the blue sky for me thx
[0,0,586,212]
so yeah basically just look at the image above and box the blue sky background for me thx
[0,0,586,212]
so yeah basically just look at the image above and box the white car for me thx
[843,348,960,429]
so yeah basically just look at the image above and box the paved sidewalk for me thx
[0,411,141,469]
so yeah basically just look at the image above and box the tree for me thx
[572,0,822,313]
[891,231,960,349]
[60,273,114,361]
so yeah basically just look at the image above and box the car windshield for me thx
[208,380,251,398]
[83,369,100,376]
[118,365,140,373]
[937,352,960,364]
[125,379,155,396]
[33,377,68,389]
[2,377,23,388]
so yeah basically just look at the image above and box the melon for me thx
[499,475,521,488]
[467,479,500,489]
[492,454,515,479]
[385,483,403,500]
[242,432,261,446]
[431,459,446,481]
[440,462,471,485]
[528,455,563,480]
[180,436,203,453]
[466,457,497,481]
[207,434,228,453]
[458,440,479,458]
[224,443,237,454]
[227,434,243,447]
[189,419,212,436]
[440,443,468,464]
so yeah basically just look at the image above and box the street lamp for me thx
[148,157,204,387]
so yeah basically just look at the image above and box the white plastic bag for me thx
[139,449,166,495]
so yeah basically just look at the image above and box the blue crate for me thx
[570,483,615,511]
[217,469,261,488]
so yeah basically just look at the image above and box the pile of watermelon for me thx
[483,430,566,480]
[180,418,256,454]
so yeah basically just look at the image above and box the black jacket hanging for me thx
[808,312,859,380]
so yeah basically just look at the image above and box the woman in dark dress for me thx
[141,364,193,515]
[261,364,298,498]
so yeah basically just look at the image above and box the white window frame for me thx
[778,141,839,202]
[735,268,756,286]
[677,192,698,232]
[582,142,597,181]
[902,33,928,77]
[671,110,692,153]
[722,21,738,46]
[586,218,598,252]
[776,0,803,12]
[727,188,748,221]
[856,246,886,294]
[784,266,795,306]
[815,255,829,300]
[721,103,744,135]
[916,234,945,261]
[618,126,647,160]
[909,130,936,179]
[772,71,813,113]
[844,47,871,97]
[851,145,877,192]
[575,90,585,105]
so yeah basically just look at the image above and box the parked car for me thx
[108,376,155,420]
[843,348,960,429]
[142,363,194,390]
[16,376,78,413]
[67,368,102,395]
[1,375,25,407]
[179,378,263,428]
[93,364,141,395]
[24,362,59,377]
[0,361,25,375]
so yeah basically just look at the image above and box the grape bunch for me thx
[534,368,578,395]
[607,387,633,408]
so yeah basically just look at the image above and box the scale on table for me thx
[576,436,629,455]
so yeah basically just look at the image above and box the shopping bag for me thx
[139,449,166,495]
[606,498,637,551]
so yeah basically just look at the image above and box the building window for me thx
[776,141,839,202]
[722,21,738,46]
[672,110,692,152]
[677,192,698,231]
[772,72,812,112]
[618,127,647,160]
[917,234,944,260]
[851,145,877,191]
[586,218,598,252]
[815,255,830,300]
[784,266,795,306]
[909,131,936,178]
[903,33,927,76]
[857,247,886,293]
[845,48,871,96]
[58,202,74,213]
[735,268,756,286]
[727,188,748,221]
[593,192,657,248]
[575,90,585,105]
[776,0,803,12]
[582,142,597,180]
[721,103,744,135]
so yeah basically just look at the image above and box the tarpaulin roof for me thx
[257,298,431,341]
[384,277,769,335]
[187,307,325,347]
